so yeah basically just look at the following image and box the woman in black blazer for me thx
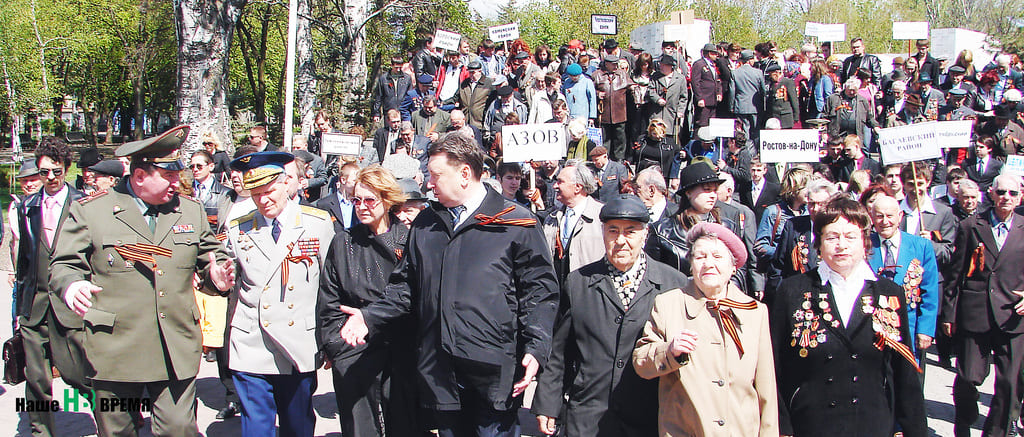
[770,196,927,436]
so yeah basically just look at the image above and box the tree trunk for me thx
[295,0,316,137]
[338,0,370,123]
[174,0,247,155]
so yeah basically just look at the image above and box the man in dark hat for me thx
[917,72,946,121]
[690,43,724,131]
[484,85,528,144]
[224,150,335,437]
[532,193,687,436]
[88,159,125,193]
[400,73,436,120]
[507,50,540,92]
[941,65,977,97]
[979,105,1024,154]
[50,125,236,437]
[395,178,429,226]
[373,55,413,123]
[76,146,103,192]
[602,38,635,75]
[938,88,977,121]
[650,55,689,146]
[594,53,633,160]
[457,60,496,130]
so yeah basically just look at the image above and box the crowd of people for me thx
[7,32,1024,437]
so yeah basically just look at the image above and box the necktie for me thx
[271,219,282,243]
[996,222,1009,250]
[882,240,897,280]
[561,208,575,248]
[144,205,159,233]
[707,298,759,355]
[449,205,466,228]
[978,159,985,174]
[43,196,60,246]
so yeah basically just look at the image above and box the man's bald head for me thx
[990,174,1023,218]
[871,195,903,239]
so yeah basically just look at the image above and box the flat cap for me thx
[949,88,969,96]
[230,151,294,190]
[398,178,427,201]
[115,125,189,171]
[701,43,717,52]
[16,160,38,179]
[417,74,433,84]
[659,55,677,67]
[697,126,715,142]
[603,54,619,63]
[293,149,317,164]
[739,49,755,61]
[89,159,125,177]
[765,63,782,73]
[514,51,530,60]
[1004,89,1022,102]
[994,104,1017,119]
[687,222,748,267]
[565,63,583,76]
[949,65,966,74]
[467,60,482,70]
[599,194,649,223]
[496,85,514,96]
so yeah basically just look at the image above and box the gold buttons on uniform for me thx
[158,291,165,297]
[156,269,164,276]
[288,321,294,326]
[263,304,270,309]
[288,285,294,290]
[288,304,294,309]
[159,312,166,318]
[263,321,270,327]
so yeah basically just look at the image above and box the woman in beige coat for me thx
[635,222,779,436]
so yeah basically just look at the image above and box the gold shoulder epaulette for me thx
[77,190,108,204]
[230,211,257,228]
[300,205,330,220]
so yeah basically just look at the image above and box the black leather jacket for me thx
[644,207,752,294]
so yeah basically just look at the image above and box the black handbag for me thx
[3,332,26,385]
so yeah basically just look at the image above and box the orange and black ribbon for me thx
[967,244,985,278]
[215,232,228,242]
[280,242,314,289]
[708,298,759,356]
[114,243,174,270]
[874,331,922,373]
[473,206,537,227]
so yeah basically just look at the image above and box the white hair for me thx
[844,78,861,90]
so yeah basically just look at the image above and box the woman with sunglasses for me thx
[318,165,426,437]
[631,118,679,176]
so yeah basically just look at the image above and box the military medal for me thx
[108,253,115,267]
[904,259,924,310]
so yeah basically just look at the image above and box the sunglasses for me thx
[351,197,380,208]
[189,163,208,170]
[995,189,1021,197]
[40,168,64,177]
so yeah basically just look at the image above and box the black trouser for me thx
[693,105,716,132]
[216,303,239,406]
[953,330,1024,437]
[21,321,55,437]
[331,346,387,437]
[602,122,628,162]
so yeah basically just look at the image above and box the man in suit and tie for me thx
[372,109,403,163]
[899,162,956,268]
[635,167,678,223]
[51,126,236,436]
[16,139,87,436]
[589,146,628,202]
[746,159,781,223]
[942,174,1024,437]
[543,160,606,283]
[963,136,1002,192]
[315,161,358,232]
[690,43,723,131]
[225,151,335,437]
[730,50,766,148]
[868,195,940,372]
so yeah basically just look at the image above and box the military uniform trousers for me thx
[92,377,197,437]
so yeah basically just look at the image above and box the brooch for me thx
[791,292,835,357]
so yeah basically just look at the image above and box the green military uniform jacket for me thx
[49,179,229,382]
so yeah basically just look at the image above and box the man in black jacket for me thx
[532,195,687,435]
[373,56,413,123]
[337,134,559,436]
[16,138,88,436]
[841,38,882,85]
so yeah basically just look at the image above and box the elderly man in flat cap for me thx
[224,151,335,437]
[50,125,236,437]
[533,194,689,436]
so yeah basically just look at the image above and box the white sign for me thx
[488,23,520,42]
[320,133,363,156]
[1005,155,1024,176]
[591,14,617,35]
[628,20,711,59]
[936,120,974,149]
[586,127,603,148]
[502,123,567,162]
[663,24,687,42]
[433,29,461,52]
[708,118,736,138]
[878,122,943,164]
[817,24,847,42]
[759,129,822,163]
[804,22,821,37]
[893,22,930,40]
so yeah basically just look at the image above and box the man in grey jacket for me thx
[730,50,766,150]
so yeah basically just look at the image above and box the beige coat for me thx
[634,282,779,437]
[542,196,605,274]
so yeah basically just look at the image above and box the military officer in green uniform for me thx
[224,151,335,437]
[49,125,236,437]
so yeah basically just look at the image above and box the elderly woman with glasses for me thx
[634,222,778,436]
[317,165,422,437]
[770,197,926,436]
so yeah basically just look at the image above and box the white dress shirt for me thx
[452,183,488,228]
[818,261,877,328]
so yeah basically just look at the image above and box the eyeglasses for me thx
[995,189,1021,197]
[40,168,64,177]
[189,163,208,170]
[351,196,380,208]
